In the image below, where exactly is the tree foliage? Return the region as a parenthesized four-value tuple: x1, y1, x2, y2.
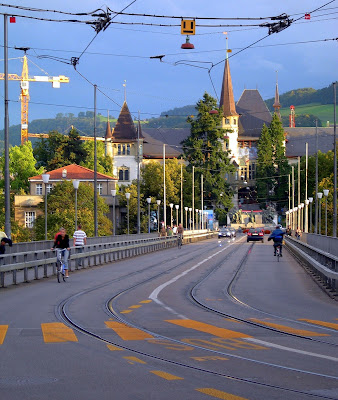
(182, 92, 235, 220)
(34, 181, 112, 240)
(80, 140, 113, 176)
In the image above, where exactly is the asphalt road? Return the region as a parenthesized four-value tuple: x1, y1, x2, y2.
(1, 235, 337, 400)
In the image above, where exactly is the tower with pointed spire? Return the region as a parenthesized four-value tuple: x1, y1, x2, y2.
(273, 71, 281, 119)
(219, 43, 239, 163)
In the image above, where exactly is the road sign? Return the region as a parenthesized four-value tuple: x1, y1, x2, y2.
(181, 20, 195, 35)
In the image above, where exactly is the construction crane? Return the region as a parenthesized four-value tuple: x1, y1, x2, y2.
(0, 47, 69, 144)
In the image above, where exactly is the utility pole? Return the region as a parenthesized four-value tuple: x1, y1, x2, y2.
(180, 160, 183, 225)
(333, 82, 337, 237)
(192, 166, 195, 230)
(305, 142, 309, 232)
(201, 174, 204, 229)
(137, 112, 141, 234)
(163, 144, 166, 229)
(292, 165, 295, 230)
(315, 120, 319, 234)
(93, 84, 98, 236)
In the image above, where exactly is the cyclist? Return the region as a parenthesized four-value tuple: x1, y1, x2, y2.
(51, 227, 70, 277)
(177, 223, 184, 246)
(268, 225, 286, 257)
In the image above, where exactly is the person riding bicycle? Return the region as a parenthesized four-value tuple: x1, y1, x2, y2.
(51, 227, 70, 277)
(268, 225, 286, 257)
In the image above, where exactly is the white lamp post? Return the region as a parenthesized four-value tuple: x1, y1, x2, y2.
(73, 180, 80, 231)
(323, 189, 329, 235)
(156, 199, 161, 233)
(111, 189, 116, 235)
(300, 203, 304, 232)
(308, 197, 313, 233)
(317, 192, 323, 234)
(184, 206, 188, 229)
(125, 192, 131, 235)
(175, 204, 179, 226)
(195, 209, 199, 230)
(189, 208, 192, 230)
(42, 173, 50, 240)
(199, 210, 203, 230)
(147, 197, 152, 233)
(169, 203, 173, 227)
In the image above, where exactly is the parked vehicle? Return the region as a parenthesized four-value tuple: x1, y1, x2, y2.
(247, 228, 264, 242)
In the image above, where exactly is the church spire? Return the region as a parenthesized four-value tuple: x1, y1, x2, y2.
(219, 35, 238, 117)
(273, 71, 281, 119)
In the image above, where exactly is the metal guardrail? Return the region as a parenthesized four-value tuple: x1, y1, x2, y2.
(0, 231, 216, 288)
(285, 236, 338, 297)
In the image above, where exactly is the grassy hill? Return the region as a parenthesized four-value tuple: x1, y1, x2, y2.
(280, 103, 334, 126)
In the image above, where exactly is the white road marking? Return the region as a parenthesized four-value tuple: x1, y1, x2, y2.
(245, 338, 338, 362)
(149, 239, 240, 318)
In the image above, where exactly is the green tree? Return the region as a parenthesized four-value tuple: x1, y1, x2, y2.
(0, 141, 44, 194)
(34, 181, 112, 239)
(182, 92, 234, 222)
(81, 140, 113, 176)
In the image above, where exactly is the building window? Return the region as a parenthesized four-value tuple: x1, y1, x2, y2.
(225, 118, 230, 124)
(46, 184, 53, 194)
(118, 168, 130, 181)
(25, 211, 36, 228)
(36, 184, 42, 195)
(127, 144, 130, 155)
(249, 163, 256, 180)
(118, 144, 122, 155)
(97, 183, 103, 195)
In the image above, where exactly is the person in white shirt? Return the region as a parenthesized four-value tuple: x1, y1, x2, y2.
(73, 224, 87, 267)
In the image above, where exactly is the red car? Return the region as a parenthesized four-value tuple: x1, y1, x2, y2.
(247, 228, 264, 243)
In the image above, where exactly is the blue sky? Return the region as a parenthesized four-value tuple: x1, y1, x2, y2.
(0, 0, 337, 129)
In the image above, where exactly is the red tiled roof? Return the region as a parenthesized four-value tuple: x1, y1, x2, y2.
(29, 164, 117, 181)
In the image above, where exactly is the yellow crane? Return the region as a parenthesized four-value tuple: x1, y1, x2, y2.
(0, 48, 69, 144)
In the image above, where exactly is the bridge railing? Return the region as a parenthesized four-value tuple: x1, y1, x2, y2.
(0, 230, 216, 288)
(285, 235, 338, 297)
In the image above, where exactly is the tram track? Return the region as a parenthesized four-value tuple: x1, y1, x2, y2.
(55, 238, 338, 400)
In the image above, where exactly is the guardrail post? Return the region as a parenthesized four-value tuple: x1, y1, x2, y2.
(0, 271, 4, 288)
(34, 252, 39, 280)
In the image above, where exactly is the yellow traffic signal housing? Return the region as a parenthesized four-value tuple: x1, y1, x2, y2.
(181, 20, 195, 35)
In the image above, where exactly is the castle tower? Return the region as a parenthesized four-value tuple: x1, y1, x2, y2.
(219, 42, 239, 162)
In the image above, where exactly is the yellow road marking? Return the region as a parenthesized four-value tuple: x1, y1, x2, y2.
(129, 305, 142, 309)
(123, 356, 146, 364)
(41, 323, 78, 343)
(0, 325, 8, 344)
(298, 319, 338, 330)
(166, 319, 251, 339)
(105, 321, 153, 340)
(107, 344, 123, 351)
(191, 356, 228, 362)
(150, 370, 183, 380)
(224, 318, 242, 324)
(196, 388, 248, 399)
(139, 300, 152, 304)
(249, 318, 329, 336)
(120, 310, 133, 314)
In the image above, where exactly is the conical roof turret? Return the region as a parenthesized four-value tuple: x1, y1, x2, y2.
(112, 101, 144, 142)
(220, 59, 238, 117)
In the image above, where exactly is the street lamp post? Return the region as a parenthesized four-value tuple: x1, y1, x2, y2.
(189, 208, 192, 230)
(317, 192, 323, 234)
(147, 197, 151, 233)
(111, 189, 116, 236)
(184, 206, 188, 229)
(308, 197, 313, 233)
(73, 180, 80, 231)
(175, 204, 179, 226)
(199, 210, 202, 230)
(300, 203, 304, 231)
(156, 200, 161, 233)
(169, 203, 173, 227)
(298, 204, 302, 231)
(195, 209, 199, 230)
(304, 199, 309, 233)
(323, 189, 329, 236)
(125, 192, 131, 235)
(42, 173, 50, 240)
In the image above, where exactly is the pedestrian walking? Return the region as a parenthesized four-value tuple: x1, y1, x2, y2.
(73, 224, 87, 267)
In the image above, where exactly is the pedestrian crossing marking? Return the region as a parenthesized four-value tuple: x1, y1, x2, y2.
(298, 319, 338, 330)
(196, 388, 248, 399)
(123, 356, 146, 364)
(129, 305, 142, 309)
(107, 344, 123, 351)
(0, 325, 8, 345)
(249, 318, 329, 336)
(105, 321, 153, 340)
(166, 319, 251, 338)
(140, 300, 152, 303)
(150, 370, 184, 380)
(120, 310, 133, 314)
(41, 323, 78, 343)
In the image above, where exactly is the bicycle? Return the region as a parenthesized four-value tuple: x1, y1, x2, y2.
(56, 249, 67, 283)
(177, 234, 183, 249)
(275, 244, 282, 262)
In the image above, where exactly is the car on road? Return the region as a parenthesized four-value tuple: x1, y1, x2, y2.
(218, 228, 232, 238)
(247, 228, 264, 242)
